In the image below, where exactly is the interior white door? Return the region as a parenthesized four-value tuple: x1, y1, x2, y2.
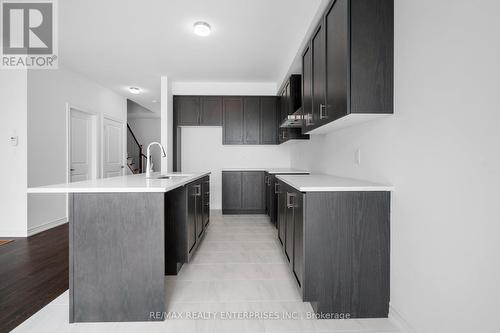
(103, 117, 124, 178)
(70, 109, 94, 182)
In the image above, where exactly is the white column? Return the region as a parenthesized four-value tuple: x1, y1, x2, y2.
(160, 75, 173, 173)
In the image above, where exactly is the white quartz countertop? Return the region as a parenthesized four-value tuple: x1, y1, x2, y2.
(27, 172, 211, 193)
(276, 174, 394, 192)
(222, 168, 309, 174)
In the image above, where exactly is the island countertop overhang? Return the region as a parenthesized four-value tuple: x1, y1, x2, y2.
(27, 172, 211, 194)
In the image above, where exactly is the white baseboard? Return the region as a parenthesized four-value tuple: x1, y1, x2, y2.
(389, 304, 418, 333)
(0, 230, 27, 237)
(28, 217, 68, 236)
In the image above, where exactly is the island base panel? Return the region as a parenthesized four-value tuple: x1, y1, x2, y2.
(70, 192, 165, 322)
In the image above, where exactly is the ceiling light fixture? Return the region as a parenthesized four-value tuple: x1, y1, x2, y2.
(128, 87, 141, 94)
(152, 99, 158, 103)
(193, 21, 211, 36)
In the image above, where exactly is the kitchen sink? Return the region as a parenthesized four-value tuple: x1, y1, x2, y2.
(146, 174, 191, 180)
(154, 176, 172, 179)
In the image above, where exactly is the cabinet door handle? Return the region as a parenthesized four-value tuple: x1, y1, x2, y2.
(274, 183, 280, 194)
(319, 104, 328, 120)
(286, 192, 296, 208)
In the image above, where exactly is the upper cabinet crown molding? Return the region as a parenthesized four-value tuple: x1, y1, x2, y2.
(301, 0, 394, 135)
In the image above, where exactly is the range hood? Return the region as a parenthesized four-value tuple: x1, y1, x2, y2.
(280, 107, 305, 128)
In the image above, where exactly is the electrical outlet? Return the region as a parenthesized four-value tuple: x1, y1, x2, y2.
(355, 149, 361, 165)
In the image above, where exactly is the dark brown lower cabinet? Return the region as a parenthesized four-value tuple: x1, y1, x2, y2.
(195, 183, 204, 239)
(292, 191, 304, 287)
(265, 172, 271, 215)
(222, 171, 265, 214)
(285, 191, 294, 263)
(267, 173, 308, 227)
(276, 180, 390, 318)
(202, 178, 210, 227)
(277, 182, 287, 245)
(165, 176, 210, 275)
(187, 184, 197, 252)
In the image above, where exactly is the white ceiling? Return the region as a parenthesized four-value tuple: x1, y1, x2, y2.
(59, 0, 323, 113)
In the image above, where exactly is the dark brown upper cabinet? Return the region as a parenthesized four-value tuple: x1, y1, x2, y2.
(302, 45, 313, 128)
(200, 96, 223, 125)
(174, 96, 222, 126)
(325, 0, 349, 123)
(302, 0, 394, 134)
(223, 97, 244, 144)
(260, 97, 279, 144)
(311, 22, 326, 128)
(278, 75, 310, 144)
(174, 95, 279, 146)
(243, 97, 261, 144)
(223, 96, 279, 145)
(278, 75, 302, 124)
(175, 96, 200, 126)
(283, 81, 290, 123)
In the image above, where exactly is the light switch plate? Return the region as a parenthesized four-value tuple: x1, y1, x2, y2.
(9, 136, 18, 146)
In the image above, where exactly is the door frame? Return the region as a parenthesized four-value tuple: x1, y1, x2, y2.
(101, 114, 126, 177)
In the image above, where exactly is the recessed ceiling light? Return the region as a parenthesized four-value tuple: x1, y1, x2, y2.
(193, 21, 211, 36)
(152, 99, 158, 103)
(128, 87, 141, 94)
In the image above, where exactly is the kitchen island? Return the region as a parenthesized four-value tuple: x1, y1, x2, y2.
(28, 172, 210, 323)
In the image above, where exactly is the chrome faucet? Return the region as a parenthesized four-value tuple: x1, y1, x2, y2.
(145, 142, 166, 178)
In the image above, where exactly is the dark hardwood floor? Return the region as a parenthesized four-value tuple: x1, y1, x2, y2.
(0, 223, 68, 332)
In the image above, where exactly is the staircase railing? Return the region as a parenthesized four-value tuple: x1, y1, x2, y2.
(127, 123, 147, 174)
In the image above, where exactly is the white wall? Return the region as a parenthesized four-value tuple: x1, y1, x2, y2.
(127, 99, 158, 118)
(289, 1, 500, 332)
(127, 118, 161, 171)
(182, 127, 291, 209)
(0, 71, 28, 237)
(27, 67, 127, 235)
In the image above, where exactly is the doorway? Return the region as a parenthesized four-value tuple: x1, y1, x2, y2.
(102, 116, 125, 178)
(68, 107, 97, 182)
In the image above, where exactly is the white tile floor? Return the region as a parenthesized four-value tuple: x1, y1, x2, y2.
(13, 212, 400, 333)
